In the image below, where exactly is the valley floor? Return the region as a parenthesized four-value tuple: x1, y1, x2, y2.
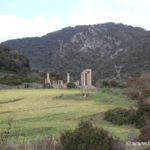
(0, 88, 139, 143)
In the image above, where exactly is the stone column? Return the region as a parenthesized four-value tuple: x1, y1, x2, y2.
(46, 72, 51, 84)
(67, 72, 70, 83)
(88, 69, 92, 86)
(81, 71, 85, 87)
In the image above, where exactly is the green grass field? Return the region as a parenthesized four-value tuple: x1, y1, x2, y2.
(0, 88, 139, 143)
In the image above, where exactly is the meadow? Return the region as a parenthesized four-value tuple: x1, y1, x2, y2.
(0, 88, 139, 143)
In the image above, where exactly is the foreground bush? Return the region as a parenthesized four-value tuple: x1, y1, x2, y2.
(60, 120, 123, 150)
(139, 125, 150, 142)
(0, 135, 60, 150)
(104, 108, 136, 125)
(135, 100, 150, 128)
(127, 75, 150, 128)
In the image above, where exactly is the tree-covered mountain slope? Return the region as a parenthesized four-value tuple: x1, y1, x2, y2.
(2, 23, 150, 82)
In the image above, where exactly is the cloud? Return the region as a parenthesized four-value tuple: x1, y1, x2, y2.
(0, 15, 66, 42)
(0, 0, 150, 42)
(68, 0, 150, 29)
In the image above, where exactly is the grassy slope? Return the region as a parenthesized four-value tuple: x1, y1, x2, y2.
(0, 88, 139, 143)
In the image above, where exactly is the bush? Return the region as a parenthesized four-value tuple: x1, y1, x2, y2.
(127, 76, 150, 101)
(31, 136, 56, 150)
(127, 75, 150, 128)
(109, 80, 120, 87)
(143, 89, 150, 98)
(128, 90, 140, 100)
(139, 125, 150, 142)
(104, 108, 136, 125)
(135, 101, 150, 128)
(99, 79, 125, 88)
(101, 80, 110, 87)
(67, 82, 77, 88)
(60, 120, 123, 150)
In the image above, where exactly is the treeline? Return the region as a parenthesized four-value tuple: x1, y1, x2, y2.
(0, 45, 43, 85)
(0, 45, 29, 73)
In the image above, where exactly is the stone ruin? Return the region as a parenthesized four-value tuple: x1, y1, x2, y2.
(81, 69, 92, 88)
(67, 72, 70, 83)
(44, 72, 66, 88)
(44, 69, 94, 89)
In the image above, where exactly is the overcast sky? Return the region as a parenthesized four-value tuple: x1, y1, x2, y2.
(0, 0, 150, 42)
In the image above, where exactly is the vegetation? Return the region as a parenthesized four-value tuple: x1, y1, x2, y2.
(67, 82, 77, 88)
(60, 120, 123, 150)
(3, 23, 150, 81)
(127, 74, 150, 100)
(98, 79, 126, 88)
(139, 125, 150, 142)
(104, 108, 136, 125)
(104, 74, 150, 129)
(0, 45, 29, 73)
(128, 74, 150, 128)
(0, 45, 43, 85)
(0, 72, 43, 85)
(135, 101, 150, 128)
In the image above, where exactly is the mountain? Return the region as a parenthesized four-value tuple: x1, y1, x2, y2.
(2, 22, 150, 83)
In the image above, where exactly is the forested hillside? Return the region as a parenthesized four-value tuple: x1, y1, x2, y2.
(0, 45, 42, 85)
(0, 45, 29, 73)
(2, 23, 150, 82)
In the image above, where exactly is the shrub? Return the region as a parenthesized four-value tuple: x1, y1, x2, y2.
(0, 120, 13, 150)
(60, 120, 123, 150)
(128, 90, 140, 100)
(139, 125, 150, 142)
(109, 80, 120, 87)
(143, 89, 150, 98)
(127, 75, 150, 127)
(67, 82, 77, 88)
(127, 76, 150, 101)
(99, 79, 125, 88)
(119, 82, 127, 88)
(135, 101, 150, 128)
(101, 80, 110, 87)
(104, 108, 136, 125)
(31, 136, 56, 150)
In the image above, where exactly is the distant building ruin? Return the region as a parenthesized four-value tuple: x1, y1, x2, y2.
(44, 72, 51, 87)
(52, 80, 65, 88)
(44, 69, 94, 89)
(74, 80, 80, 87)
(81, 69, 92, 88)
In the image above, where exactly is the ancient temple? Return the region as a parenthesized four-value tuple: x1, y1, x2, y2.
(81, 69, 92, 88)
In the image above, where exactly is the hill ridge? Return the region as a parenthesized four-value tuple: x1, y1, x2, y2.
(2, 22, 150, 82)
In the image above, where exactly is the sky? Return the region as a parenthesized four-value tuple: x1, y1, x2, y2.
(0, 0, 150, 42)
